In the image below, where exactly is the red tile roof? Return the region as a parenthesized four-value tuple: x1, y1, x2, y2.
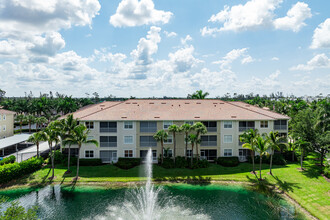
(69, 99, 289, 121)
(0, 109, 16, 115)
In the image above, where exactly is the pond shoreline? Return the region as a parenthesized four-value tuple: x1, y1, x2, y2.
(0, 180, 317, 220)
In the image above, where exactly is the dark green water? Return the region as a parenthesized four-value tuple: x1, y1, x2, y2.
(0, 184, 299, 220)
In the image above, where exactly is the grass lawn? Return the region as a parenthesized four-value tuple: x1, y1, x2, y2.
(2, 156, 329, 220)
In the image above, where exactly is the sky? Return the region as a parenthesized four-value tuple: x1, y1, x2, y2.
(0, 0, 329, 98)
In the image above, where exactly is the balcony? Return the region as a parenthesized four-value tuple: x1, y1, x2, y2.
(239, 127, 255, 132)
(100, 127, 117, 133)
(206, 127, 217, 132)
(100, 122, 117, 133)
(200, 141, 217, 146)
(140, 141, 157, 147)
(239, 121, 255, 132)
(274, 125, 287, 130)
(140, 122, 157, 133)
(100, 142, 117, 147)
(202, 121, 217, 132)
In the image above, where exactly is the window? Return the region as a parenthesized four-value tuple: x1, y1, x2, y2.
(200, 149, 217, 161)
(140, 136, 157, 147)
(202, 121, 217, 132)
(2, 114, 5, 120)
(100, 122, 117, 132)
(164, 135, 173, 144)
(224, 149, 232, 157)
(224, 121, 232, 128)
(85, 150, 94, 158)
(186, 150, 192, 158)
(140, 150, 157, 161)
(200, 135, 217, 146)
(85, 121, 94, 129)
(124, 136, 133, 144)
(125, 150, 133, 158)
(100, 136, 117, 147)
(260, 121, 268, 128)
(184, 121, 194, 125)
(239, 121, 255, 132)
(140, 121, 157, 133)
(163, 149, 173, 158)
(87, 136, 94, 140)
(163, 121, 173, 129)
(239, 149, 249, 161)
(100, 150, 117, 163)
(274, 120, 287, 130)
(124, 121, 133, 129)
(224, 135, 233, 143)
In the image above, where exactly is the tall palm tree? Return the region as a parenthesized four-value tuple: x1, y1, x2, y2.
(188, 134, 198, 168)
(190, 90, 209, 99)
(192, 122, 207, 160)
(296, 139, 309, 170)
(60, 114, 78, 173)
(15, 114, 26, 134)
(35, 116, 48, 131)
(27, 131, 46, 158)
(153, 130, 168, 164)
(63, 124, 98, 180)
(240, 129, 259, 174)
(41, 122, 61, 179)
(265, 131, 287, 175)
(168, 124, 180, 163)
(26, 114, 36, 133)
(254, 136, 270, 180)
(180, 123, 192, 160)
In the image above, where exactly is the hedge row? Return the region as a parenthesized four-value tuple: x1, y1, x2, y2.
(160, 157, 209, 169)
(247, 154, 286, 165)
(115, 158, 142, 169)
(0, 156, 16, 166)
(0, 157, 44, 184)
(216, 157, 240, 167)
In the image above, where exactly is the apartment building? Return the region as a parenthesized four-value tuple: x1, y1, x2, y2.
(0, 109, 15, 139)
(64, 99, 289, 163)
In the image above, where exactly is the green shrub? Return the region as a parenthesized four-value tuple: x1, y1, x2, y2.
(160, 158, 175, 169)
(115, 158, 142, 169)
(0, 156, 16, 166)
(175, 156, 189, 168)
(216, 157, 239, 167)
(0, 157, 44, 184)
(324, 164, 330, 178)
(190, 158, 210, 169)
(247, 154, 286, 165)
(54, 150, 65, 165)
(283, 151, 298, 162)
(79, 159, 103, 166)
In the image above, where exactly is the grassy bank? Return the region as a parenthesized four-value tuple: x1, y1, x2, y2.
(1, 157, 329, 219)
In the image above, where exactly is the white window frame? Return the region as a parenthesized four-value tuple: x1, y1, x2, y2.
(3, 125, 6, 131)
(260, 121, 268, 128)
(224, 149, 233, 157)
(124, 135, 134, 144)
(124, 149, 134, 158)
(124, 121, 133, 130)
(185, 149, 192, 158)
(223, 135, 233, 143)
(85, 150, 94, 158)
(2, 114, 5, 121)
(223, 121, 232, 129)
(164, 134, 173, 144)
(163, 121, 173, 130)
(85, 121, 94, 130)
(163, 149, 173, 157)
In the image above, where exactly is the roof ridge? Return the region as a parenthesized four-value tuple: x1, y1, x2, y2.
(79, 101, 124, 120)
(224, 101, 278, 120)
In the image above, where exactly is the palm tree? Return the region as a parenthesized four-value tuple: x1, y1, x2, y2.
(287, 141, 298, 162)
(189, 90, 209, 99)
(180, 123, 192, 160)
(35, 116, 48, 131)
(27, 131, 45, 158)
(240, 129, 259, 174)
(153, 130, 168, 164)
(296, 139, 309, 170)
(26, 114, 36, 133)
(41, 122, 61, 179)
(60, 114, 78, 173)
(254, 136, 270, 180)
(168, 124, 180, 164)
(63, 124, 98, 180)
(188, 134, 199, 168)
(265, 131, 287, 175)
(15, 114, 26, 134)
(192, 122, 207, 160)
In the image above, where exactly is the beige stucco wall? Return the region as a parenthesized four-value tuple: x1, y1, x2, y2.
(0, 113, 14, 139)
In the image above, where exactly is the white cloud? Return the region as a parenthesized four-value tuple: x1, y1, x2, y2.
(29, 32, 65, 56)
(310, 18, 330, 49)
(109, 0, 173, 27)
(271, 57, 279, 61)
(290, 54, 330, 71)
(180, 35, 192, 45)
(213, 48, 255, 69)
(168, 45, 202, 73)
(273, 2, 312, 32)
(164, 31, 177, 38)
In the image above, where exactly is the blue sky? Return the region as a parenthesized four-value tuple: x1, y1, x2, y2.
(0, 0, 329, 98)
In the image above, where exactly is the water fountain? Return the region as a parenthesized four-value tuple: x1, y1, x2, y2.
(95, 149, 210, 220)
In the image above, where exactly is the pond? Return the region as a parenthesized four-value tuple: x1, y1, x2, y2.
(0, 184, 300, 220)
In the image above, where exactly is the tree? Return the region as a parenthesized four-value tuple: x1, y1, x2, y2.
(265, 131, 286, 175)
(60, 114, 78, 173)
(15, 114, 26, 134)
(188, 90, 209, 99)
(27, 131, 45, 158)
(180, 123, 192, 160)
(168, 124, 180, 163)
(0, 196, 37, 220)
(296, 139, 310, 170)
(63, 124, 98, 180)
(188, 134, 198, 168)
(240, 129, 259, 174)
(153, 130, 168, 164)
(254, 136, 270, 180)
(35, 116, 48, 131)
(25, 114, 36, 133)
(192, 122, 207, 160)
